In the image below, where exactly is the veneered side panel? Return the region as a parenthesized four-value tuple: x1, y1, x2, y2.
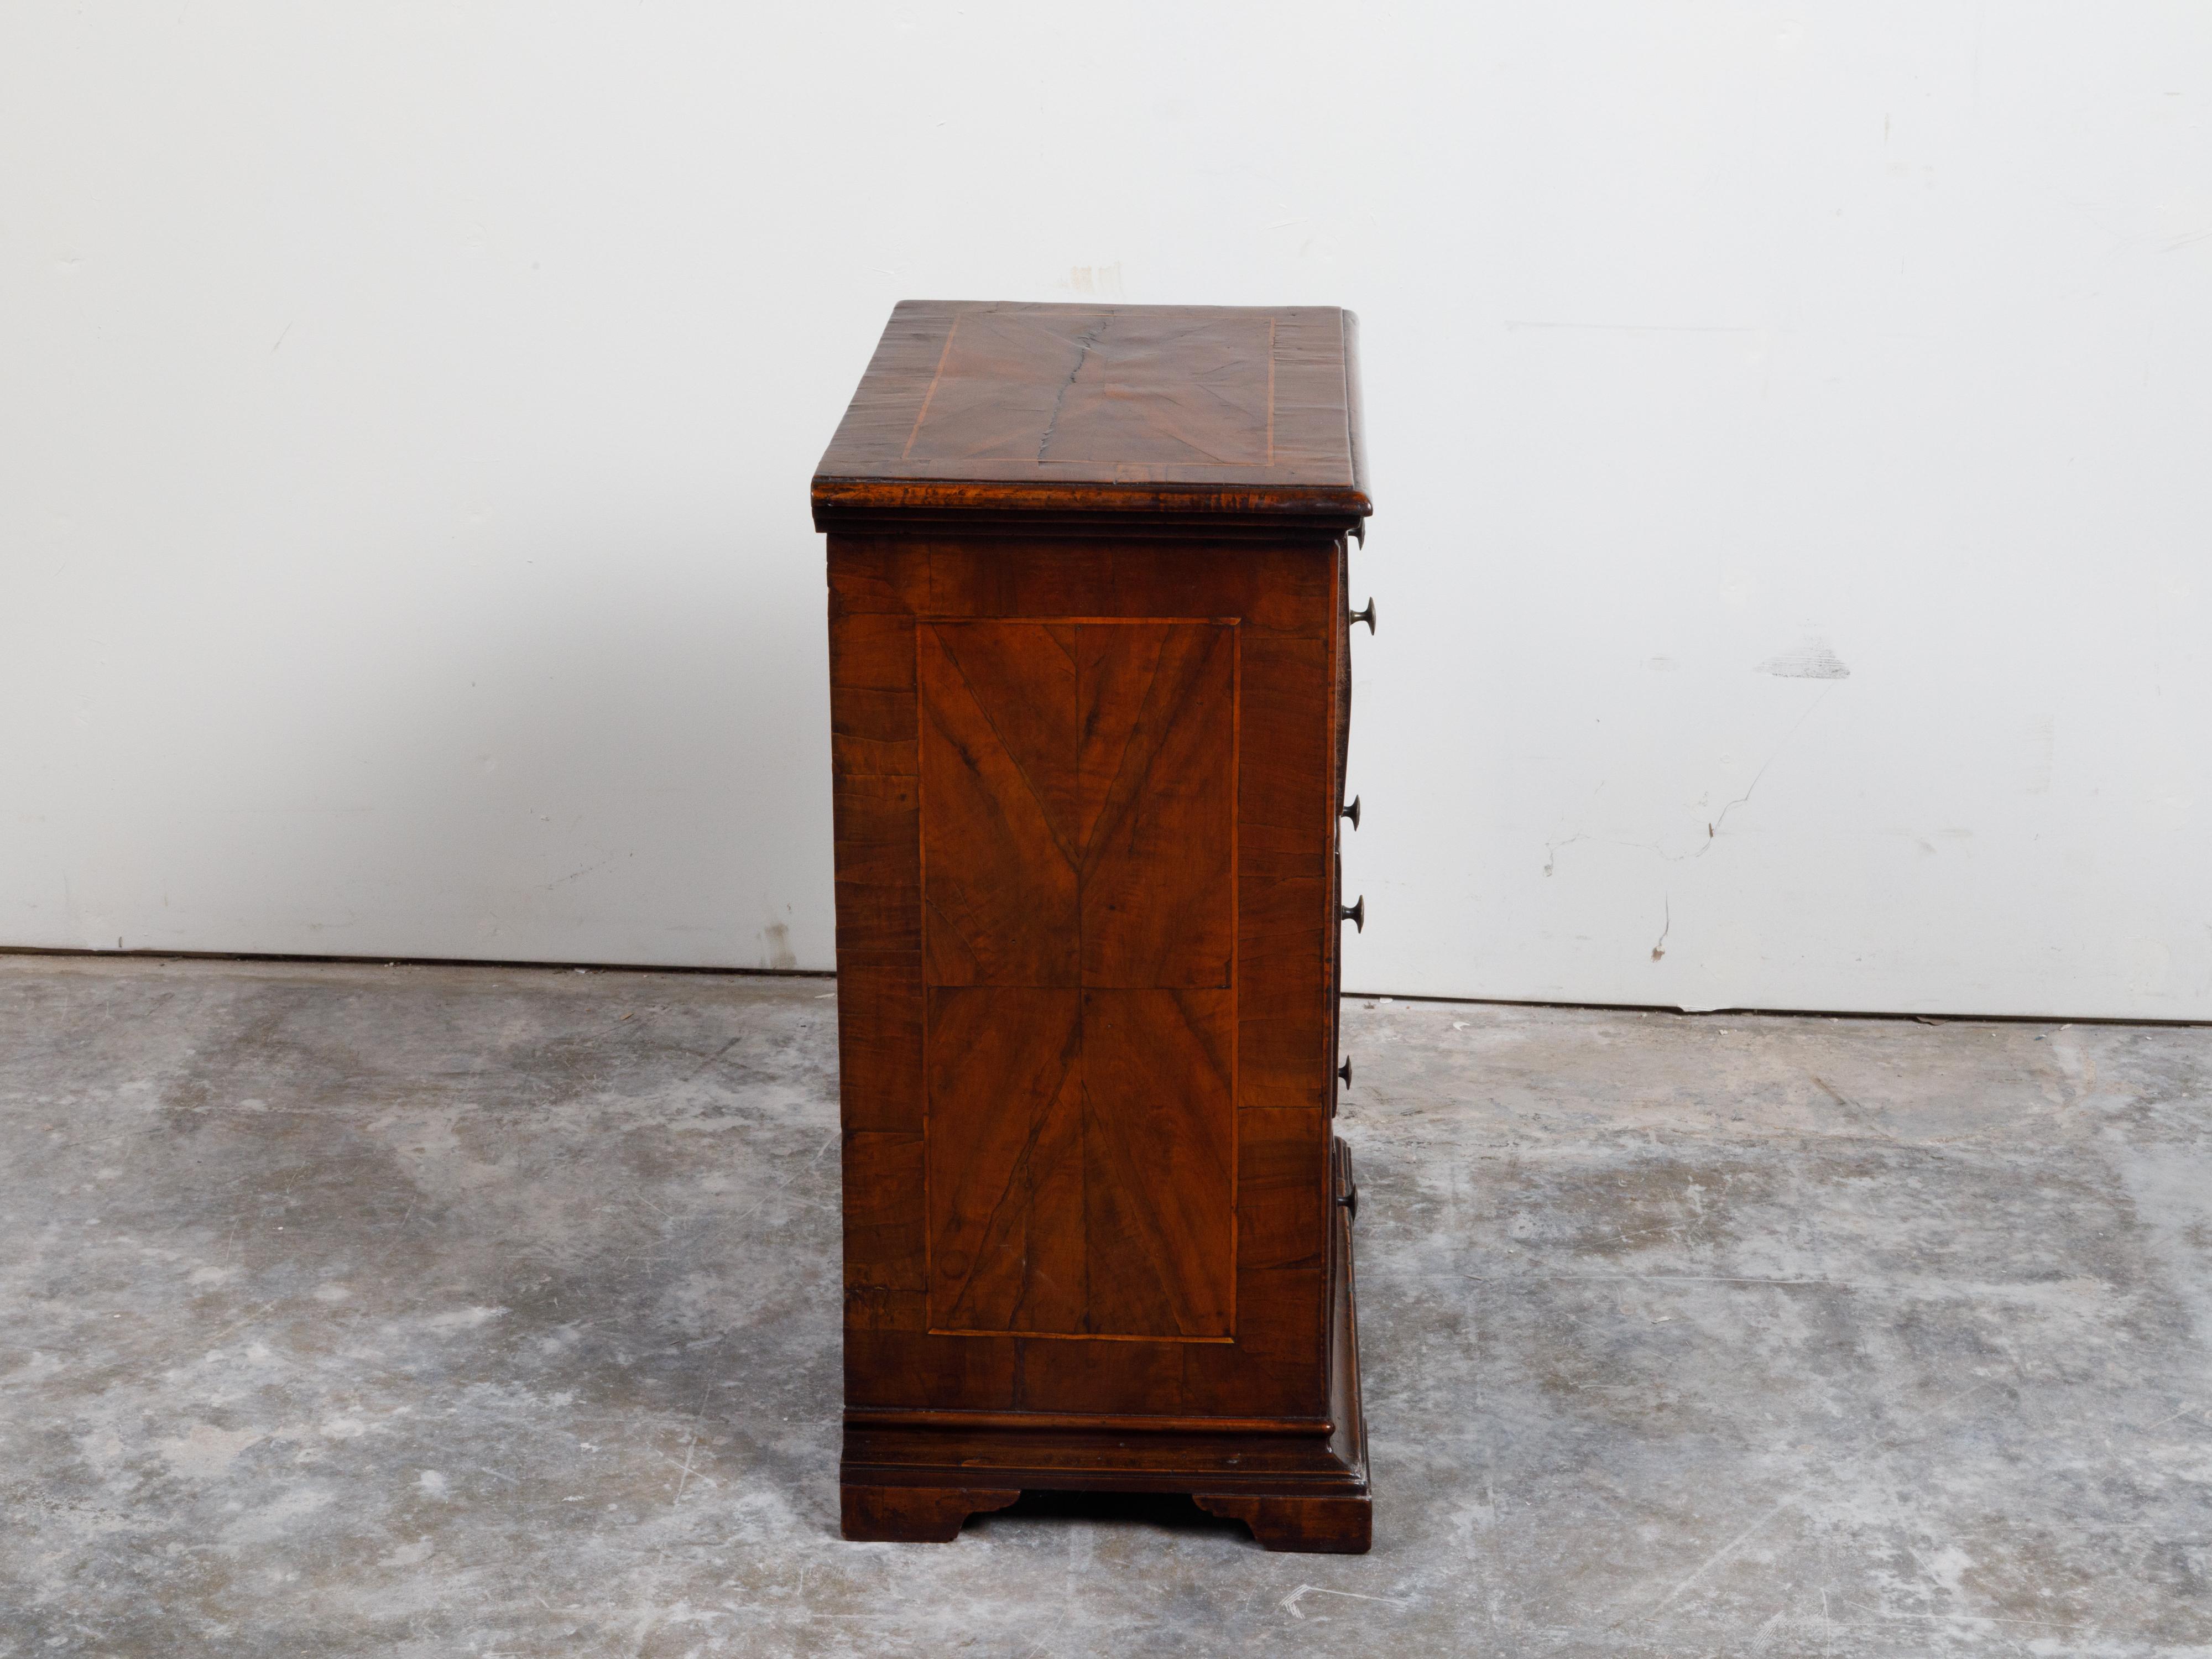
(1078, 988, 1237, 1338)
(917, 623, 1081, 987)
(1077, 624, 1237, 990)
(833, 533, 1337, 1421)
(924, 987, 1085, 1335)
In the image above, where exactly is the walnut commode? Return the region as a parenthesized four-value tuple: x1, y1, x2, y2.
(814, 301, 1376, 1553)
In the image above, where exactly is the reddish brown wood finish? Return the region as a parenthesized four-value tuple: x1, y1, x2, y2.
(815, 300, 1370, 523)
(840, 1484, 1021, 1545)
(1193, 1492, 1374, 1554)
(820, 301, 1372, 1552)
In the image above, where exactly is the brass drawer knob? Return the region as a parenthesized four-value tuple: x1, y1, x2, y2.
(1340, 895, 1365, 932)
(1348, 598, 1376, 634)
(1341, 795, 1361, 831)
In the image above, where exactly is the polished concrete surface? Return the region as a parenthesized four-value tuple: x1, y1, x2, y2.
(2, 955, 2208, 1656)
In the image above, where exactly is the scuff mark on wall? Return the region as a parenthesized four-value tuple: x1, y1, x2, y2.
(546, 853, 619, 890)
(1756, 636, 1851, 679)
(760, 920, 797, 973)
(1065, 263, 1125, 298)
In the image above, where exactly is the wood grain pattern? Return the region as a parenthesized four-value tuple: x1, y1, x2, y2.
(813, 302, 1372, 524)
(918, 618, 1235, 992)
(1192, 1492, 1373, 1554)
(825, 299, 1372, 1551)
(923, 987, 1084, 1334)
(910, 309, 1276, 467)
(835, 544, 1335, 1408)
(917, 619, 1238, 1342)
(1077, 623, 1236, 988)
(1075, 988, 1236, 1338)
(920, 986, 1237, 1342)
(917, 622, 1079, 986)
(840, 1484, 1020, 1545)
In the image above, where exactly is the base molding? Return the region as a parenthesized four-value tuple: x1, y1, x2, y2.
(1193, 1491, 1373, 1554)
(838, 1456, 1369, 1550)
(839, 1483, 1021, 1543)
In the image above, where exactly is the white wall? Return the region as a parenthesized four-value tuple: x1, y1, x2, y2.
(4, 3, 2208, 1018)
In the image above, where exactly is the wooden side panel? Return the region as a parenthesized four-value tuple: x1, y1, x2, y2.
(832, 533, 1339, 1420)
(1079, 988, 1237, 1338)
(917, 617, 1239, 1343)
(830, 602, 926, 1159)
(829, 610, 921, 969)
(835, 968, 923, 1134)
(843, 1133, 926, 1295)
(916, 623, 1080, 986)
(1237, 1107, 1329, 1272)
(1236, 626, 1333, 1124)
(1078, 624, 1237, 989)
(924, 987, 1084, 1335)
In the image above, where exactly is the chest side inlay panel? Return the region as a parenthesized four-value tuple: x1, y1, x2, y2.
(917, 618, 1238, 1340)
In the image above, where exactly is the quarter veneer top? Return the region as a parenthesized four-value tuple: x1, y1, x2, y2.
(812, 300, 1369, 526)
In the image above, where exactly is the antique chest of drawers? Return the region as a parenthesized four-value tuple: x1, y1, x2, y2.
(812, 300, 1375, 1553)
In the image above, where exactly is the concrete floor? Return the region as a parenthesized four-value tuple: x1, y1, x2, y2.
(2, 958, 2209, 1657)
